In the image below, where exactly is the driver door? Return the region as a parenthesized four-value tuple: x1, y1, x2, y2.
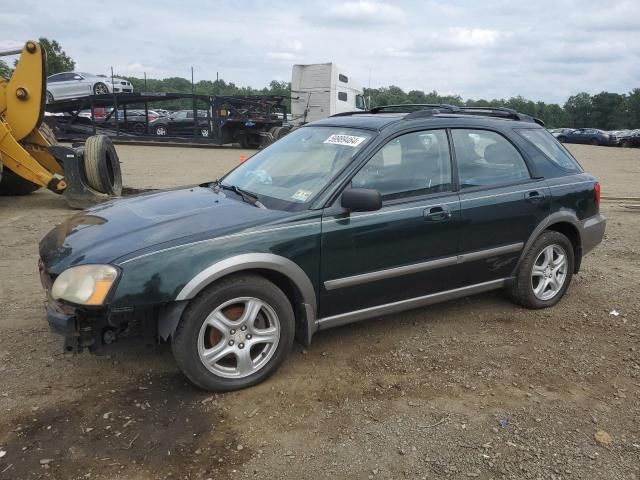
(319, 129, 461, 319)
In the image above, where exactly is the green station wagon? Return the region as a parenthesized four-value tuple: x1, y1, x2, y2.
(39, 105, 606, 391)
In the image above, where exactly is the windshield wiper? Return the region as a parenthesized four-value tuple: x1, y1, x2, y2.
(211, 180, 266, 209)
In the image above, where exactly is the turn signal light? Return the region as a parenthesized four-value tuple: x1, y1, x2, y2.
(594, 182, 601, 206)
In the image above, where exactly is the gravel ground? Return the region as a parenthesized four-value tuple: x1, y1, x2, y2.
(0, 144, 638, 480)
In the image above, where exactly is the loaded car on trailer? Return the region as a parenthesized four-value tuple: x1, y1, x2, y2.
(39, 104, 605, 391)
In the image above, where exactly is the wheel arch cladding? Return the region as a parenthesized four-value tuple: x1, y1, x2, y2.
(171, 253, 318, 345)
(514, 212, 583, 276)
(544, 221, 581, 272)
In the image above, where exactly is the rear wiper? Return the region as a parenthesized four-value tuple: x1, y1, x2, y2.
(211, 180, 266, 209)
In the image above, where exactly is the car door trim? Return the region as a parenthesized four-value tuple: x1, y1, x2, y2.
(323, 242, 523, 291)
(324, 255, 458, 291)
(317, 278, 511, 330)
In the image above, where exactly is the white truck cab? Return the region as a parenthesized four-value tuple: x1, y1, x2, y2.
(290, 63, 366, 125)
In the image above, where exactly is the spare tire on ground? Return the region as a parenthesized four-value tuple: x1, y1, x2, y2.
(83, 135, 122, 196)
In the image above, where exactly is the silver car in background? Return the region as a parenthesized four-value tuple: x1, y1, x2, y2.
(46, 72, 133, 103)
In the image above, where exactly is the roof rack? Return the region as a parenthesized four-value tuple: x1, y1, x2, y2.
(330, 103, 544, 126)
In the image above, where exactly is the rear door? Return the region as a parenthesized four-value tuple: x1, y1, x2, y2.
(319, 129, 461, 318)
(452, 128, 550, 285)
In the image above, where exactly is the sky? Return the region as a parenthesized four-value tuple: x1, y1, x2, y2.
(1, 0, 639, 104)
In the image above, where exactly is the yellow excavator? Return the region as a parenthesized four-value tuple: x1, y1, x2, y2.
(0, 40, 122, 208)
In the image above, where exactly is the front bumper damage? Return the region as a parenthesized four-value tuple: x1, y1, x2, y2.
(45, 298, 115, 353)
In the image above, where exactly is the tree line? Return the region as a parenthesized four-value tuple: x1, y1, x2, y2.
(2, 37, 638, 130)
(363, 87, 640, 130)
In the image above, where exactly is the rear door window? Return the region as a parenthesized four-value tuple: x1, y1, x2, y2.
(452, 129, 530, 189)
(517, 128, 582, 173)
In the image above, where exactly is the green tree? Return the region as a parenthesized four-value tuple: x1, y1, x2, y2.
(564, 92, 593, 127)
(0, 59, 11, 79)
(39, 37, 75, 75)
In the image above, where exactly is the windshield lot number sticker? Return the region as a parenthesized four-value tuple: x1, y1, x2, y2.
(324, 134, 366, 147)
(292, 189, 313, 202)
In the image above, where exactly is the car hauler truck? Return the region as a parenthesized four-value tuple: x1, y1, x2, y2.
(290, 63, 366, 125)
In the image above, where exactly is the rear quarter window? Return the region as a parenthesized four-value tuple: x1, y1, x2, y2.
(517, 128, 582, 173)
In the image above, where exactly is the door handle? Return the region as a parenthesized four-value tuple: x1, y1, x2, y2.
(524, 190, 545, 202)
(424, 205, 452, 221)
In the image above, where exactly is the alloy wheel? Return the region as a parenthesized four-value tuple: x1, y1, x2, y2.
(94, 83, 109, 95)
(197, 297, 281, 379)
(531, 244, 567, 301)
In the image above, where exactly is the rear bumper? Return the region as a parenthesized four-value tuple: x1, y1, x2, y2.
(580, 213, 606, 255)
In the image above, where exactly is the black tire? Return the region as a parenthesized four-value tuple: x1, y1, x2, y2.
(132, 123, 145, 135)
(273, 126, 283, 141)
(39, 122, 58, 146)
(590, 138, 599, 146)
(508, 231, 574, 309)
(0, 168, 41, 195)
(557, 135, 567, 143)
(46, 91, 54, 104)
(171, 274, 295, 392)
(83, 135, 122, 195)
(93, 82, 109, 95)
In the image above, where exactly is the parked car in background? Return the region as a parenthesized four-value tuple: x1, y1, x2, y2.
(154, 109, 172, 117)
(622, 129, 640, 148)
(556, 128, 618, 146)
(46, 72, 133, 103)
(102, 109, 160, 135)
(39, 105, 605, 391)
(548, 128, 574, 138)
(149, 109, 210, 137)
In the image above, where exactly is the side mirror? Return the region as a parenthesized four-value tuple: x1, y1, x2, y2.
(341, 188, 382, 212)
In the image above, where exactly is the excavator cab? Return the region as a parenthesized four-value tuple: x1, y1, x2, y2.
(0, 40, 122, 208)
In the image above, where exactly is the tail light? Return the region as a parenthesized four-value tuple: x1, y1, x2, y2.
(594, 181, 601, 206)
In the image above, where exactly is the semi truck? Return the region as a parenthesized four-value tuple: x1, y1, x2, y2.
(290, 63, 366, 125)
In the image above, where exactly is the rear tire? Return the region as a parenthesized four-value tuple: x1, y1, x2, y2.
(508, 231, 574, 309)
(590, 138, 599, 146)
(171, 274, 294, 392)
(557, 135, 566, 143)
(83, 135, 122, 195)
(39, 122, 58, 146)
(0, 168, 41, 195)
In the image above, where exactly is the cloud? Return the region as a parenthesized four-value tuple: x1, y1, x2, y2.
(315, 1, 405, 25)
(0, 0, 637, 104)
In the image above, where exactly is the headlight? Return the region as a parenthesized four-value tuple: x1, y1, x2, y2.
(51, 265, 118, 306)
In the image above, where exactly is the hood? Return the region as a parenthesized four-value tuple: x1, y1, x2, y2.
(39, 186, 288, 274)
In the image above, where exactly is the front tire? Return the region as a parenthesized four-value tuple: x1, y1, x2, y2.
(171, 274, 294, 392)
(508, 231, 574, 309)
(46, 90, 54, 104)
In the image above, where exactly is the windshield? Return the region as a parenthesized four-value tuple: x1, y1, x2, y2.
(222, 126, 374, 210)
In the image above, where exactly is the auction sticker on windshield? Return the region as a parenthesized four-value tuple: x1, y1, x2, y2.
(324, 134, 367, 147)
(292, 189, 313, 202)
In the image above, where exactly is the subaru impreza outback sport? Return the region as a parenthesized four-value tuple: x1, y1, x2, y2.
(39, 105, 606, 392)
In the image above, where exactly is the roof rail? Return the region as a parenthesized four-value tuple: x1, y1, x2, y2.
(329, 103, 545, 126)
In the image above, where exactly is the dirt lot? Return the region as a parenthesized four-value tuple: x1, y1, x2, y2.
(0, 144, 639, 480)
